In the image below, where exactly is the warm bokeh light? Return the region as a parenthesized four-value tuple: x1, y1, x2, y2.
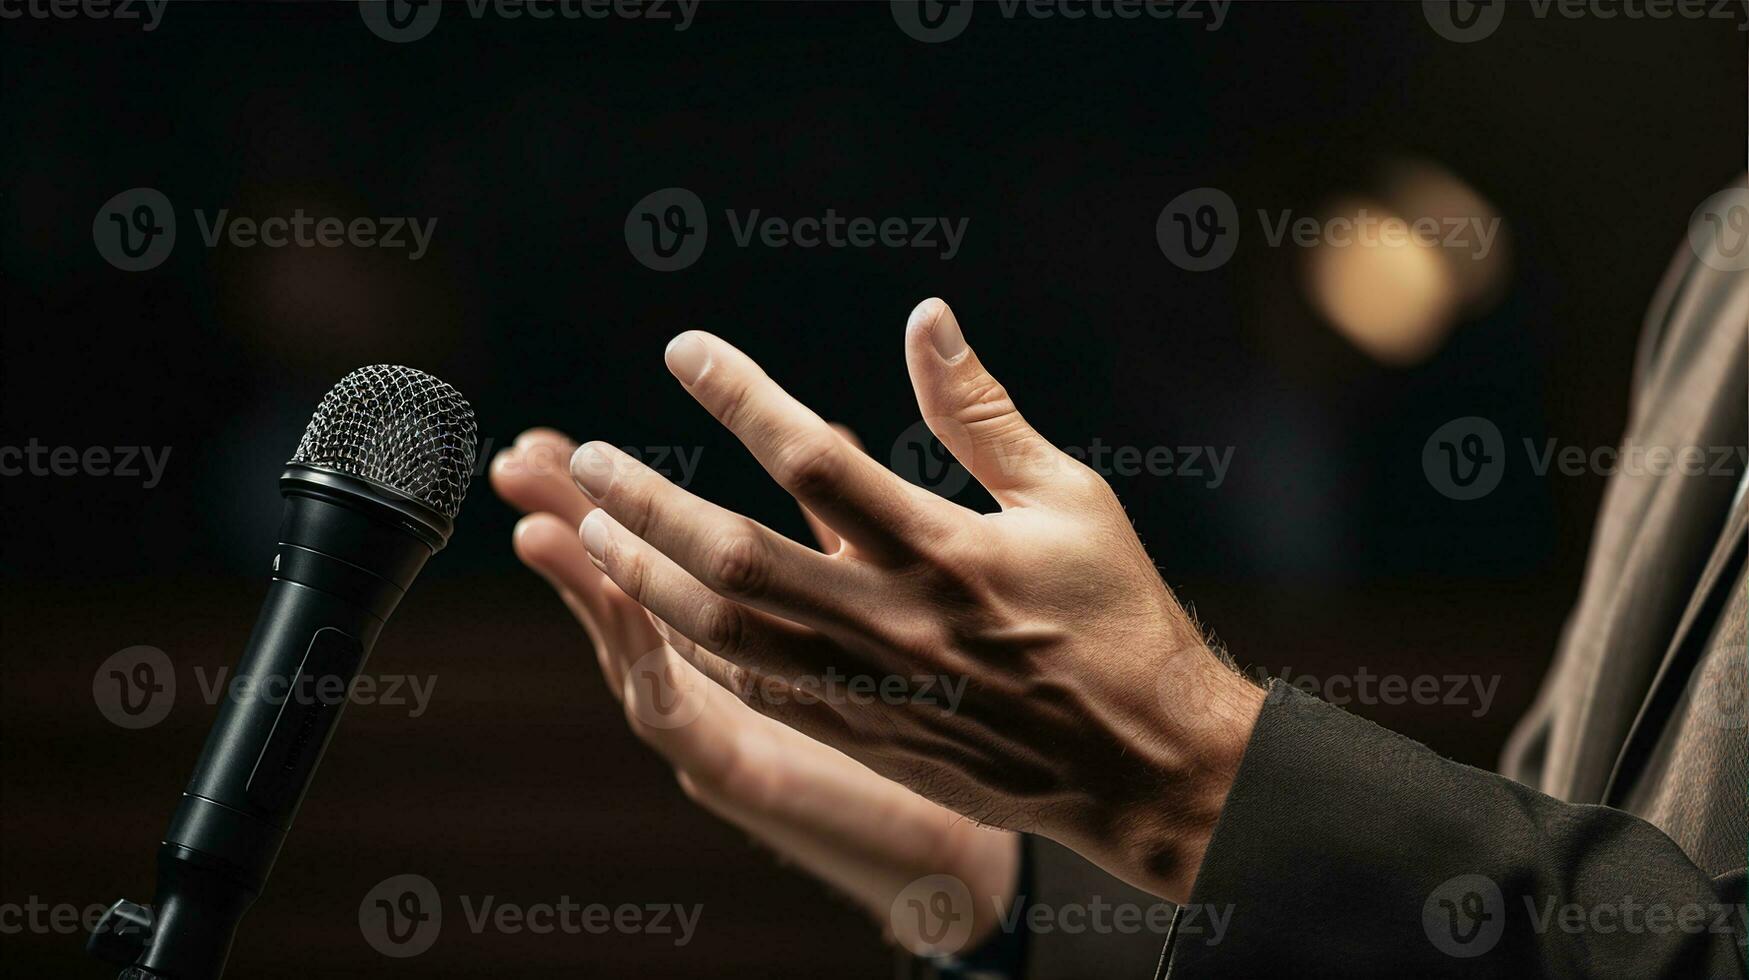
(1302, 161, 1509, 367)
(1304, 194, 1460, 366)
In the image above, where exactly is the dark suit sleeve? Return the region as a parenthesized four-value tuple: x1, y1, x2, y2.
(1158, 680, 1748, 979)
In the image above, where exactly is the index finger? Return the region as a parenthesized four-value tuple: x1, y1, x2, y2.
(663, 331, 949, 557)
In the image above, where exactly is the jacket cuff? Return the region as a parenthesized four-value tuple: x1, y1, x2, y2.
(1158, 680, 1747, 978)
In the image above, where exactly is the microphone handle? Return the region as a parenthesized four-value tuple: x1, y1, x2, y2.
(97, 474, 440, 979)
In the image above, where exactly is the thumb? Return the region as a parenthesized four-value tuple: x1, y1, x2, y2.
(903, 298, 1066, 506)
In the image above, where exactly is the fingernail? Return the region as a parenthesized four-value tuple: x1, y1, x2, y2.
(571, 443, 615, 500)
(665, 332, 710, 385)
(911, 299, 966, 360)
(581, 510, 609, 562)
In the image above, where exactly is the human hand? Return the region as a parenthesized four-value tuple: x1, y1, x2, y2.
(567, 299, 1265, 903)
(491, 428, 1020, 954)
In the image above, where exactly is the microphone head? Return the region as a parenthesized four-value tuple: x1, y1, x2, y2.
(289, 365, 478, 520)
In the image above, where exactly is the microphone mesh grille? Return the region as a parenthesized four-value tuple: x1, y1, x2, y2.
(289, 365, 478, 519)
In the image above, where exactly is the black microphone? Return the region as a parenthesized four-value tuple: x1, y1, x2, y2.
(88, 365, 478, 979)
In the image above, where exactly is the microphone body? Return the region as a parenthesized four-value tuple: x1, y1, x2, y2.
(90, 366, 476, 979)
(141, 468, 448, 978)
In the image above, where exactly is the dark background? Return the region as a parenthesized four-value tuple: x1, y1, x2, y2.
(2, 2, 1743, 976)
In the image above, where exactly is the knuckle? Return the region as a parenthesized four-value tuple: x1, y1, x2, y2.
(699, 598, 748, 659)
(771, 433, 844, 495)
(719, 660, 767, 714)
(705, 526, 769, 598)
(954, 375, 1018, 429)
(720, 660, 752, 699)
(912, 524, 979, 573)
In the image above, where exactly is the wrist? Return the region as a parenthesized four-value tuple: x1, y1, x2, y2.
(1072, 649, 1265, 904)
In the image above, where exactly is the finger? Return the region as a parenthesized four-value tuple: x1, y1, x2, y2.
(647, 612, 759, 707)
(799, 424, 867, 553)
(623, 643, 852, 796)
(902, 298, 1075, 507)
(618, 643, 750, 774)
(512, 513, 618, 693)
(491, 431, 595, 527)
(643, 613, 855, 751)
(513, 513, 668, 699)
(580, 507, 849, 686)
(571, 441, 874, 632)
(662, 331, 949, 556)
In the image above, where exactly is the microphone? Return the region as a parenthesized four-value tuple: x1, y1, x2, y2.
(88, 365, 478, 979)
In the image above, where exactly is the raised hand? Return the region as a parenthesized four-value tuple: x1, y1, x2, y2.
(567, 299, 1264, 904)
